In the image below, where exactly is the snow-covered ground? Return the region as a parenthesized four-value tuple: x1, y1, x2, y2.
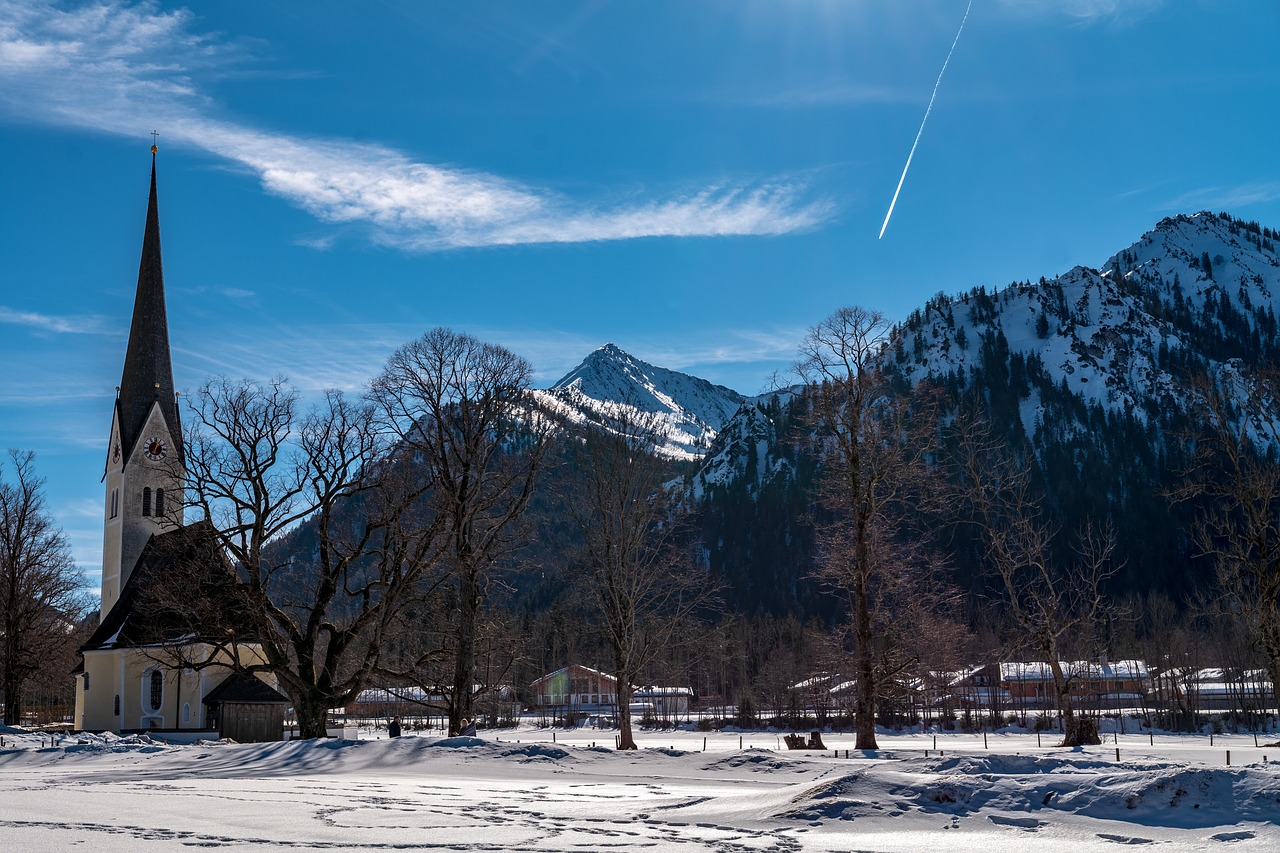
(2, 724, 1277, 851)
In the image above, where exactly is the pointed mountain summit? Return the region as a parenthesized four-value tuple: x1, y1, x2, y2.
(534, 343, 747, 458)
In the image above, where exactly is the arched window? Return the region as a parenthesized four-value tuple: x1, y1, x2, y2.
(182, 703, 191, 724)
(149, 670, 163, 712)
(83, 672, 90, 691)
(142, 487, 152, 517)
(113, 694, 120, 716)
(155, 488, 165, 517)
(109, 489, 119, 519)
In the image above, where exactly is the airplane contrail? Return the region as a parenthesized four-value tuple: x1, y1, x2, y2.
(878, 0, 974, 239)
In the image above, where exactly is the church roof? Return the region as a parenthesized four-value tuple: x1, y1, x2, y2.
(116, 151, 182, 467)
(82, 520, 253, 651)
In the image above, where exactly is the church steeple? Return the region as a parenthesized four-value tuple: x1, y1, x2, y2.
(116, 147, 181, 465)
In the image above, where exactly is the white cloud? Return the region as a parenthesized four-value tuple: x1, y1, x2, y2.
(996, 0, 1163, 24)
(0, 305, 115, 334)
(0, 0, 832, 250)
(1162, 182, 1280, 212)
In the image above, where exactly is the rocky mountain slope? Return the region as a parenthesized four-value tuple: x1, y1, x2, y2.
(532, 343, 747, 458)
(685, 212, 1280, 612)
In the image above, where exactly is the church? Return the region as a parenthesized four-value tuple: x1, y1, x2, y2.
(72, 146, 288, 742)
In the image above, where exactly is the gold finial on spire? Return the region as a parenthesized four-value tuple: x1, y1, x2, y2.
(150, 129, 159, 154)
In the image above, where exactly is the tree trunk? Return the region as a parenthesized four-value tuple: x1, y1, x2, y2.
(2, 627, 21, 726)
(616, 676, 637, 750)
(449, 565, 480, 736)
(1049, 659, 1099, 747)
(2, 582, 19, 726)
(294, 694, 330, 739)
(2, 676, 21, 727)
(853, 565, 878, 750)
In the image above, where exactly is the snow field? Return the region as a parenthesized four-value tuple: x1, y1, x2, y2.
(1, 725, 1277, 851)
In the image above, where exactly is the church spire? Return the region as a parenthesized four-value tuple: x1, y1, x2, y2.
(116, 146, 181, 465)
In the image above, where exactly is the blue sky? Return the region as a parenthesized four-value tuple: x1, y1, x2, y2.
(1, 0, 1277, 594)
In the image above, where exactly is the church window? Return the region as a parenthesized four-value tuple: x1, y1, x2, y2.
(142, 487, 151, 516)
(83, 672, 90, 691)
(149, 670, 163, 711)
(109, 489, 119, 519)
(155, 488, 165, 516)
(113, 695, 120, 716)
(182, 703, 191, 724)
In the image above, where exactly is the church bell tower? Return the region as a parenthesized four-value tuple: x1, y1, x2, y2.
(99, 144, 184, 617)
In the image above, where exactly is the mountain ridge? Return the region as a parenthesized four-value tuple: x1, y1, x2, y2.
(531, 342, 748, 458)
(681, 210, 1280, 612)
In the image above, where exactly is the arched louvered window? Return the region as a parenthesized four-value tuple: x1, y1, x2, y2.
(110, 488, 119, 519)
(155, 488, 165, 517)
(113, 694, 120, 716)
(149, 670, 163, 712)
(142, 487, 152, 516)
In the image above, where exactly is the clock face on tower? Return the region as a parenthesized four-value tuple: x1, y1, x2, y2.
(144, 436, 168, 461)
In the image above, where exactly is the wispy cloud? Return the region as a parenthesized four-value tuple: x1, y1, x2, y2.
(0, 0, 832, 250)
(168, 319, 804, 397)
(1162, 182, 1280, 212)
(628, 328, 804, 371)
(0, 305, 115, 335)
(996, 0, 1163, 24)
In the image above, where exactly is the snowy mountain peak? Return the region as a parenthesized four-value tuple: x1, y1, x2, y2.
(881, 210, 1280, 453)
(535, 344, 747, 459)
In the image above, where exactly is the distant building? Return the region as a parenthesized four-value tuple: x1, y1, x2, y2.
(530, 665, 690, 721)
(345, 685, 519, 723)
(1183, 668, 1274, 713)
(531, 665, 619, 713)
(999, 659, 1151, 711)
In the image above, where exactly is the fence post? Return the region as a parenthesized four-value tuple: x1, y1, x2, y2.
(1226, 750, 1231, 766)
(984, 732, 988, 749)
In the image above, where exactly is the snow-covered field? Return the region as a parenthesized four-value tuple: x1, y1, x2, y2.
(1, 724, 1278, 851)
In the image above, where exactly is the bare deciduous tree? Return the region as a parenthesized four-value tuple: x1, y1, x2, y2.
(170, 378, 438, 738)
(372, 328, 548, 735)
(0, 450, 88, 726)
(568, 407, 712, 749)
(796, 306, 941, 750)
(1175, 366, 1280, 712)
(953, 416, 1115, 747)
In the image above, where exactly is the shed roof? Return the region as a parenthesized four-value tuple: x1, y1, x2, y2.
(203, 673, 289, 705)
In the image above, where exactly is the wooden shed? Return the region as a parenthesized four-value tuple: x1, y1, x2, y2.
(203, 674, 289, 743)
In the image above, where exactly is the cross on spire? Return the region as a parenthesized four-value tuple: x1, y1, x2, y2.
(150, 129, 159, 154)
